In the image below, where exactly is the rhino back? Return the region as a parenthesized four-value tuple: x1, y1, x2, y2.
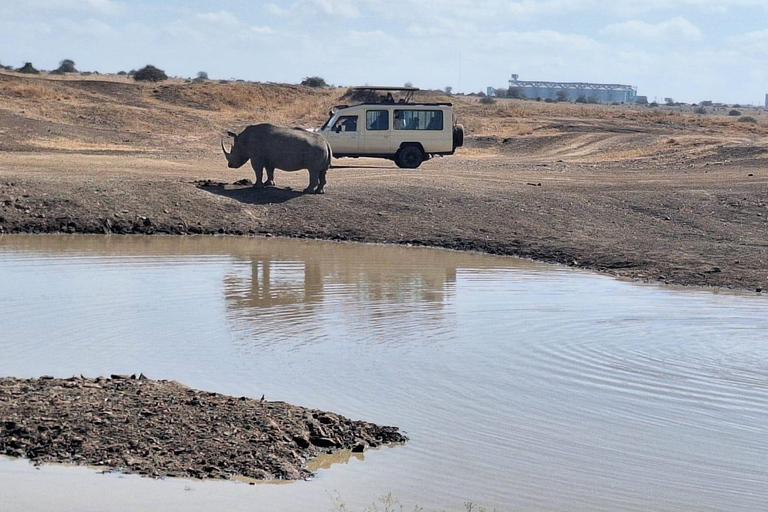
(244, 124, 329, 171)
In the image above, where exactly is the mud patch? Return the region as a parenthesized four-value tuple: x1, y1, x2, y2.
(0, 376, 406, 481)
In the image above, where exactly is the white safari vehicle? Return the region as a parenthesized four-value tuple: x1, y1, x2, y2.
(319, 86, 464, 168)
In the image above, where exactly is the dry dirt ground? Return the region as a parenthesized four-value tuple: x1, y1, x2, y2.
(1, 70, 767, 294)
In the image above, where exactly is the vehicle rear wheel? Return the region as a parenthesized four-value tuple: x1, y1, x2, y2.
(396, 146, 424, 169)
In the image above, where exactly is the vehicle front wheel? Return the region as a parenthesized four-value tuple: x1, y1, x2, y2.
(396, 146, 424, 169)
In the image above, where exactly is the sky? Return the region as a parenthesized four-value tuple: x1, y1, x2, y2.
(1, 0, 767, 105)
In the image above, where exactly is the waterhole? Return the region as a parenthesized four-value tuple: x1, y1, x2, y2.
(0, 235, 766, 512)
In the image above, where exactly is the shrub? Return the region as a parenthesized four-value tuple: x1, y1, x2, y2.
(133, 65, 168, 82)
(728, 109, 742, 116)
(694, 106, 708, 114)
(301, 76, 327, 88)
(738, 116, 758, 123)
(479, 96, 496, 105)
(16, 62, 40, 74)
(575, 94, 587, 104)
(649, 101, 658, 107)
(555, 90, 569, 102)
(117, 71, 127, 76)
(55, 59, 77, 73)
(195, 71, 208, 81)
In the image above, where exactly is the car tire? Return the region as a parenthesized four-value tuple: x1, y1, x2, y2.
(453, 123, 464, 149)
(396, 146, 424, 169)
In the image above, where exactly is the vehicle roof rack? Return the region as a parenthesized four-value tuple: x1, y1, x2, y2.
(348, 86, 420, 104)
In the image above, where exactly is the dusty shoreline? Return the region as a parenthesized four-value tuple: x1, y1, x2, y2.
(0, 149, 766, 292)
(0, 376, 407, 481)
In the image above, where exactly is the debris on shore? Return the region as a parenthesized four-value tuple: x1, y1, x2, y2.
(0, 376, 407, 481)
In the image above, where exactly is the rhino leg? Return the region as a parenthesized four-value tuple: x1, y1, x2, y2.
(265, 167, 276, 187)
(315, 167, 327, 194)
(250, 159, 265, 188)
(303, 169, 320, 194)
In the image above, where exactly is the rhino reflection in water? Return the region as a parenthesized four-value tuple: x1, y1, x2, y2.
(221, 123, 332, 194)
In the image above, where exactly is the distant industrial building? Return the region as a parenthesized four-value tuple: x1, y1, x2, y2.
(490, 74, 638, 104)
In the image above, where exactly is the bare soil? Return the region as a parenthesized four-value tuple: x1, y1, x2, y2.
(0, 376, 406, 481)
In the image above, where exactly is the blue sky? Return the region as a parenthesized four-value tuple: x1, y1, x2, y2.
(1, 0, 767, 104)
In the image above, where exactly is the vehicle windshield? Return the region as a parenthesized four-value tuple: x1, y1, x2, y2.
(320, 113, 335, 131)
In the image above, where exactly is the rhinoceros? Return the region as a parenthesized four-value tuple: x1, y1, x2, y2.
(221, 123, 332, 194)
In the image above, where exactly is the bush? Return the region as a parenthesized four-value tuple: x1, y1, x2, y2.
(728, 109, 742, 116)
(738, 116, 758, 123)
(55, 59, 77, 73)
(133, 65, 168, 82)
(301, 76, 327, 88)
(117, 71, 127, 76)
(649, 101, 658, 107)
(555, 90, 569, 102)
(575, 94, 588, 104)
(694, 106, 708, 115)
(16, 62, 40, 74)
(479, 96, 496, 105)
(195, 71, 208, 81)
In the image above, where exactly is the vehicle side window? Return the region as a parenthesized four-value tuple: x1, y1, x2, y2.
(366, 110, 389, 131)
(333, 116, 358, 132)
(393, 110, 443, 130)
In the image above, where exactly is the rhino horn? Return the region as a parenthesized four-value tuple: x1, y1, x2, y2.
(221, 138, 233, 164)
(227, 131, 238, 138)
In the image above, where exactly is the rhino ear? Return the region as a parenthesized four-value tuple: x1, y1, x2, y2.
(227, 131, 237, 138)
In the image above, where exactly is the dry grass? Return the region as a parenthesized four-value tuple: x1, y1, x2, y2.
(0, 80, 61, 100)
(2, 71, 767, 163)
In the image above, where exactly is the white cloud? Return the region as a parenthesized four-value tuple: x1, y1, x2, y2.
(195, 11, 240, 27)
(31, 0, 125, 16)
(55, 18, 118, 37)
(600, 17, 703, 43)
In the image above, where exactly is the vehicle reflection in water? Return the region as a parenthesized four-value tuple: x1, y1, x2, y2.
(220, 240, 487, 349)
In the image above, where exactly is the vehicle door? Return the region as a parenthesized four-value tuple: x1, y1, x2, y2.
(363, 109, 391, 154)
(324, 115, 360, 155)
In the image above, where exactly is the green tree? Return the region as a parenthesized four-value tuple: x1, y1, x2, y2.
(16, 62, 40, 74)
(301, 76, 327, 88)
(56, 59, 77, 73)
(133, 65, 168, 82)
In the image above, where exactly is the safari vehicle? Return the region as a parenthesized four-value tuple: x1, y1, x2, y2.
(319, 86, 464, 168)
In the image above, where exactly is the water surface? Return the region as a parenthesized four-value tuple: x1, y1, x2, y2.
(0, 234, 766, 512)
